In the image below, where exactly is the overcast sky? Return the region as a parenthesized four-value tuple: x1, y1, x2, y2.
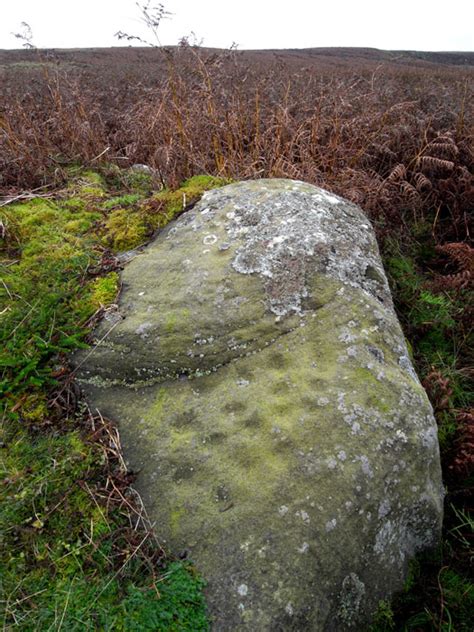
(2, 0, 473, 52)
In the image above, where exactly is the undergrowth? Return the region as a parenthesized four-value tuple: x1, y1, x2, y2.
(367, 224, 473, 631)
(0, 170, 228, 630)
(0, 38, 472, 630)
(1, 421, 206, 631)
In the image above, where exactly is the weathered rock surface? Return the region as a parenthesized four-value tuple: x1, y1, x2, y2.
(74, 179, 444, 630)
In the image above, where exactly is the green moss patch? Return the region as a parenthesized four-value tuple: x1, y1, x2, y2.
(0, 422, 208, 631)
(0, 169, 229, 408)
(0, 167, 222, 630)
(102, 174, 231, 252)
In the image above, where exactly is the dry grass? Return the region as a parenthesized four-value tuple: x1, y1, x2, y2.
(1, 45, 472, 245)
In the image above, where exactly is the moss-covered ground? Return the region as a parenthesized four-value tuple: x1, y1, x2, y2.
(0, 169, 229, 630)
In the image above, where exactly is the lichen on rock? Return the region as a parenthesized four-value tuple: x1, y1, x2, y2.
(73, 179, 444, 631)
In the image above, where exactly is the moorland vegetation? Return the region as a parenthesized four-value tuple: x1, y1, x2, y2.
(0, 29, 473, 631)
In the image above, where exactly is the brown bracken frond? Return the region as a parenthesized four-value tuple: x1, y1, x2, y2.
(422, 368, 454, 412)
(426, 142, 459, 159)
(437, 243, 474, 274)
(449, 409, 474, 475)
(418, 156, 455, 174)
(434, 242, 474, 290)
(400, 180, 421, 205)
(387, 163, 406, 182)
(413, 172, 432, 192)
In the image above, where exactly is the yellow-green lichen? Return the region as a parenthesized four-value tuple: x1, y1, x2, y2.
(102, 193, 142, 210)
(90, 272, 119, 306)
(147, 175, 232, 231)
(99, 174, 231, 252)
(74, 273, 121, 320)
(103, 208, 149, 251)
(73, 170, 107, 198)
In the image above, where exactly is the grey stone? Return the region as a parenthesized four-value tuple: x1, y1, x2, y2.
(130, 163, 154, 173)
(74, 179, 444, 631)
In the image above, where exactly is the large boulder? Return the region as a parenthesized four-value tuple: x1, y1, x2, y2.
(74, 179, 443, 630)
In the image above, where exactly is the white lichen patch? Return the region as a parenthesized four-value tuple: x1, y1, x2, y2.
(295, 510, 311, 524)
(199, 180, 393, 316)
(339, 330, 358, 343)
(240, 539, 253, 552)
(421, 426, 439, 448)
(203, 234, 217, 245)
(355, 455, 374, 478)
(325, 195, 340, 204)
(378, 499, 391, 519)
(135, 322, 153, 337)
